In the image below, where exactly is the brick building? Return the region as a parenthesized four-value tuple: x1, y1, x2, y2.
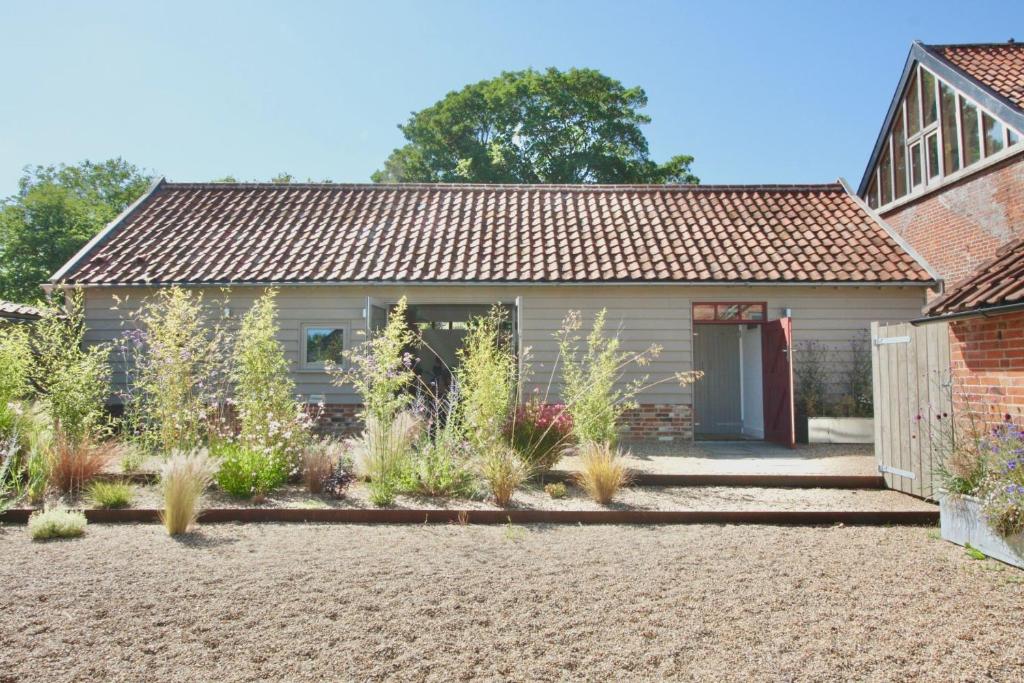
(859, 41, 1024, 425)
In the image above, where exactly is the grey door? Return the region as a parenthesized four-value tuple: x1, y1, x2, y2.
(693, 324, 742, 437)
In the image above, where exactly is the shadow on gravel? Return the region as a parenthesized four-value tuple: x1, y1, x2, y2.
(171, 532, 239, 549)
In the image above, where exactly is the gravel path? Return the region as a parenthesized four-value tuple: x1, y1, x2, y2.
(2, 523, 1021, 682)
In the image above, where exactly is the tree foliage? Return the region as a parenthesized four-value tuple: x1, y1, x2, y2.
(373, 67, 697, 185)
(0, 159, 153, 302)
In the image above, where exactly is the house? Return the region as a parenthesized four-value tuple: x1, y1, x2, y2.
(0, 301, 43, 325)
(858, 41, 1024, 428)
(49, 180, 935, 445)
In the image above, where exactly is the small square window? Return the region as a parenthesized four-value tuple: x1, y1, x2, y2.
(303, 325, 345, 368)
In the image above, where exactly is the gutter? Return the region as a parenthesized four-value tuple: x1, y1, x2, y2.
(911, 301, 1024, 325)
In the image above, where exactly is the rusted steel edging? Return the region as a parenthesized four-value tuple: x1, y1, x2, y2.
(547, 471, 886, 489)
(0, 507, 938, 525)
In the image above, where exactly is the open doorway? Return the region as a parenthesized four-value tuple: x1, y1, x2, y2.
(693, 322, 764, 439)
(691, 302, 794, 447)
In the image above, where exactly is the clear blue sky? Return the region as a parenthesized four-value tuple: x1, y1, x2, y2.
(2, 0, 1022, 195)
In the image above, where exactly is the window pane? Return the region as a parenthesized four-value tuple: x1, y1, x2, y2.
(305, 327, 345, 365)
(867, 175, 879, 209)
(893, 110, 907, 198)
(739, 304, 765, 321)
(879, 147, 893, 205)
(939, 83, 960, 174)
(983, 113, 1005, 156)
(693, 304, 715, 321)
(910, 142, 923, 186)
(926, 132, 941, 179)
(906, 72, 921, 137)
(717, 304, 741, 320)
(921, 69, 938, 126)
(1010, 128, 1020, 146)
(960, 97, 981, 167)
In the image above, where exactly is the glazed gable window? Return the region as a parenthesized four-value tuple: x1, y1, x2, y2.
(864, 64, 1021, 210)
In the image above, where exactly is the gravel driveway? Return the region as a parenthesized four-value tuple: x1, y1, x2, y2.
(2, 523, 1021, 682)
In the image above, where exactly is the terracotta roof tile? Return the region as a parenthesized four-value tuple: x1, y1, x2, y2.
(928, 43, 1024, 110)
(924, 239, 1024, 317)
(0, 301, 43, 321)
(55, 182, 933, 286)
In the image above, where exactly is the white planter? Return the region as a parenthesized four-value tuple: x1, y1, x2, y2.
(806, 417, 873, 444)
(939, 494, 1024, 569)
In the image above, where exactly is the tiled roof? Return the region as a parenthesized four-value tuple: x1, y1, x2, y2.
(0, 301, 43, 321)
(54, 181, 934, 286)
(925, 239, 1024, 317)
(927, 43, 1024, 111)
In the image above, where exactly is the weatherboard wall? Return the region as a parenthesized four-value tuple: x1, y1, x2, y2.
(82, 284, 927, 414)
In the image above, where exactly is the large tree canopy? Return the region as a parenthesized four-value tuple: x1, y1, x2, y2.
(0, 159, 153, 302)
(373, 68, 697, 185)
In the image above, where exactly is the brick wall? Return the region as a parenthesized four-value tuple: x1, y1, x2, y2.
(949, 310, 1024, 430)
(619, 403, 694, 441)
(881, 153, 1024, 287)
(314, 402, 695, 442)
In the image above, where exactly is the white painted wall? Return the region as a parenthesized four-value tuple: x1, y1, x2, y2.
(740, 324, 764, 438)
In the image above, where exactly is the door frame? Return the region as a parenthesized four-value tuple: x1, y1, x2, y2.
(691, 302, 768, 440)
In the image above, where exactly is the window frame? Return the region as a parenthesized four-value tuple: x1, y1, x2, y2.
(868, 63, 1023, 211)
(300, 322, 349, 371)
(692, 301, 768, 325)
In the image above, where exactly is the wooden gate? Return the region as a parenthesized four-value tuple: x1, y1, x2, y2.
(870, 321, 952, 499)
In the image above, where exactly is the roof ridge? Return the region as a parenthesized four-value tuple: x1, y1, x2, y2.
(923, 41, 1024, 50)
(161, 181, 845, 193)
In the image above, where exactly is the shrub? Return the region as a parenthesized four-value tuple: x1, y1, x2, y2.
(160, 452, 216, 535)
(234, 290, 312, 467)
(794, 341, 831, 418)
(368, 478, 396, 507)
(404, 435, 476, 498)
(331, 296, 416, 427)
(979, 422, 1024, 537)
(574, 441, 632, 504)
(507, 400, 573, 474)
(401, 389, 475, 498)
(478, 447, 529, 507)
(323, 461, 354, 499)
(214, 441, 290, 498)
(301, 439, 344, 494)
(86, 480, 133, 508)
(544, 481, 567, 499)
(0, 325, 33, 439)
(456, 308, 517, 453)
(28, 508, 87, 540)
(350, 412, 421, 483)
(120, 287, 232, 452)
(46, 436, 119, 494)
(555, 309, 694, 447)
(32, 293, 111, 446)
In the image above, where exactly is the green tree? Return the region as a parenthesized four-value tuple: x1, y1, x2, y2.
(0, 159, 153, 301)
(373, 68, 698, 185)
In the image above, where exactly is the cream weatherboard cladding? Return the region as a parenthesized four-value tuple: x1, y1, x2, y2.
(84, 284, 928, 410)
